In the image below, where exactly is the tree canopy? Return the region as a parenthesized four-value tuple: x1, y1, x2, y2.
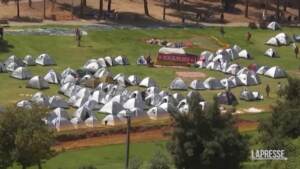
(168, 95, 248, 169)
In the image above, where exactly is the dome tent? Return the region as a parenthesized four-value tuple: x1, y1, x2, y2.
(240, 88, 263, 101)
(256, 66, 270, 75)
(169, 77, 188, 90)
(139, 77, 156, 87)
(127, 75, 141, 86)
(27, 76, 49, 89)
(5, 55, 24, 67)
(48, 95, 69, 109)
(23, 55, 36, 66)
(35, 53, 55, 66)
(189, 80, 206, 90)
(264, 48, 278, 58)
(267, 21, 281, 31)
(99, 101, 124, 115)
(238, 50, 251, 59)
(11, 67, 32, 80)
(147, 106, 168, 120)
(265, 37, 280, 46)
(44, 69, 61, 84)
(203, 77, 224, 90)
(217, 91, 238, 105)
(264, 66, 286, 78)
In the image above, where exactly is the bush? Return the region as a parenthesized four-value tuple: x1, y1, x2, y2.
(148, 151, 170, 169)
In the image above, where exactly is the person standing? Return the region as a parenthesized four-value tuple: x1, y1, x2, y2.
(294, 44, 299, 59)
(75, 27, 82, 47)
(277, 82, 282, 97)
(0, 27, 4, 40)
(266, 84, 270, 98)
(220, 27, 225, 37)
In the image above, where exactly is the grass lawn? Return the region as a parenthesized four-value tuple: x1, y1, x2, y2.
(10, 135, 300, 169)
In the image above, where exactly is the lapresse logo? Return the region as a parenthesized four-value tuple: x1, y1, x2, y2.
(251, 149, 288, 161)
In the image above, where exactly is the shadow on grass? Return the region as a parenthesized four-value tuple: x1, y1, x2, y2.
(0, 39, 14, 53)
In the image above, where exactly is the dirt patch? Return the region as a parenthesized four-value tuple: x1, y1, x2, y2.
(176, 71, 207, 79)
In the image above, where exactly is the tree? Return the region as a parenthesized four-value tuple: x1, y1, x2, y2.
(276, 0, 280, 20)
(143, 0, 149, 16)
(28, 0, 32, 7)
(168, 97, 248, 169)
(147, 151, 170, 169)
(221, 0, 237, 12)
(163, 0, 166, 20)
(43, 0, 46, 19)
(0, 106, 55, 169)
(259, 76, 300, 148)
(80, 0, 84, 17)
(107, 0, 112, 12)
(245, 0, 249, 18)
(99, 0, 103, 18)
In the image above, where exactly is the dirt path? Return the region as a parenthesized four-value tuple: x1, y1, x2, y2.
(54, 128, 169, 151)
(54, 119, 257, 151)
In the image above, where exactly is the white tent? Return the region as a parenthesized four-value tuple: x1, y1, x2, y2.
(137, 56, 148, 65)
(99, 101, 124, 115)
(256, 66, 270, 75)
(61, 67, 77, 78)
(52, 108, 68, 119)
(51, 117, 71, 130)
(97, 58, 107, 67)
(265, 37, 280, 46)
(200, 51, 214, 62)
(127, 75, 141, 85)
(170, 78, 188, 90)
(23, 55, 36, 66)
(267, 21, 281, 31)
(264, 66, 286, 78)
(206, 61, 222, 71)
(123, 98, 145, 110)
(104, 56, 114, 66)
(85, 116, 98, 127)
(203, 77, 224, 90)
(228, 76, 243, 86)
(83, 59, 100, 72)
(189, 80, 206, 90)
(11, 67, 32, 80)
(145, 93, 162, 106)
(177, 99, 189, 114)
(139, 77, 156, 87)
(240, 88, 264, 101)
(74, 106, 90, 120)
(5, 55, 24, 66)
(6, 62, 20, 72)
(238, 73, 260, 86)
(147, 107, 168, 120)
(225, 48, 239, 60)
(264, 48, 277, 58)
(114, 56, 128, 65)
(94, 68, 113, 79)
(35, 53, 55, 66)
(275, 33, 290, 45)
(27, 76, 49, 89)
(44, 69, 61, 84)
(213, 54, 230, 63)
(48, 95, 69, 109)
(237, 67, 249, 76)
(90, 90, 106, 103)
(238, 50, 251, 59)
(226, 64, 240, 75)
(61, 74, 77, 85)
(31, 92, 49, 106)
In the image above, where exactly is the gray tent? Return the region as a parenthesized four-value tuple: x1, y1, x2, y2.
(264, 48, 277, 58)
(5, 55, 24, 67)
(147, 106, 168, 120)
(104, 56, 114, 66)
(267, 21, 281, 31)
(97, 58, 107, 68)
(0, 62, 6, 73)
(35, 53, 55, 66)
(238, 73, 260, 86)
(256, 66, 270, 75)
(48, 95, 69, 109)
(27, 76, 49, 89)
(61, 67, 77, 78)
(31, 92, 49, 106)
(189, 80, 206, 90)
(44, 69, 61, 84)
(203, 77, 224, 90)
(217, 91, 238, 105)
(127, 75, 141, 86)
(83, 59, 100, 72)
(23, 55, 36, 66)
(6, 62, 20, 72)
(240, 88, 264, 101)
(74, 106, 91, 120)
(11, 67, 32, 80)
(170, 78, 188, 90)
(265, 37, 280, 46)
(16, 100, 32, 109)
(99, 101, 124, 115)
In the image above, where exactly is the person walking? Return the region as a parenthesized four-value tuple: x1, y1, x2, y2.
(266, 84, 270, 98)
(246, 32, 252, 42)
(75, 27, 82, 47)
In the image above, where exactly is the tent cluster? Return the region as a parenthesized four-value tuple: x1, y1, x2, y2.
(83, 56, 129, 72)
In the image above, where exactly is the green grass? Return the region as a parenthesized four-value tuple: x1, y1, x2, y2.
(0, 27, 299, 112)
